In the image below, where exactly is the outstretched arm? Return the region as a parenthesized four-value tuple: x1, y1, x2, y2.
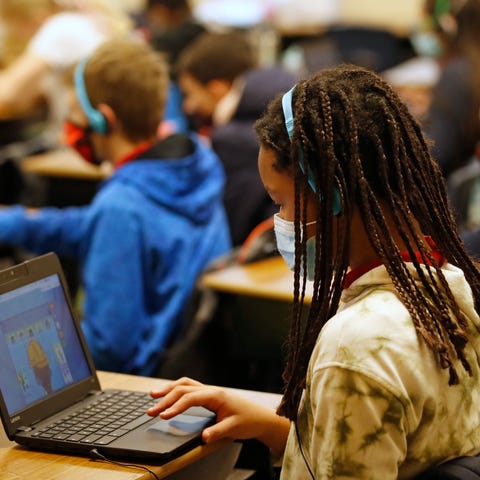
(0, 53, 50, 118)
(147, 377, 291, 455)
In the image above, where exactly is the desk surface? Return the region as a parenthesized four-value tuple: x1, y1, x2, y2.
(201, 256, 313, 303)
(21, 149, 113, 181)
(0, 371, 281, 480)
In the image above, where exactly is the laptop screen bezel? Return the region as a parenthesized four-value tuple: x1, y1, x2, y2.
(0, 252, 100, 441)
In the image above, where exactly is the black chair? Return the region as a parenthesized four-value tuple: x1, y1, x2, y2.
(155, 282, 223, 384)
(323, 25, 405, 72)
(416, 455, 480, 479)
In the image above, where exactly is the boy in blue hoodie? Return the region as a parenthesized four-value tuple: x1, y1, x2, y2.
(0, 38, 231, 376)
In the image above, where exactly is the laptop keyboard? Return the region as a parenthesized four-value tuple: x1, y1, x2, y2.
(30, 390, 156, 446)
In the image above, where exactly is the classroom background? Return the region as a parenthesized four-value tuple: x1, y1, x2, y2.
(1, 1, 480, 478)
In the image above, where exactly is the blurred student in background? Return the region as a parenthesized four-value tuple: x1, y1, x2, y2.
(410, 0, 480, 258)
(0, 0, 131, 207)
(142, 0, 205, 68)
(136, 0, 207, 135)
(419, 0, 480, 179)
(0, 38, 231, 376)
(0, 0, 131, 133)
(177, 31, 297, 246)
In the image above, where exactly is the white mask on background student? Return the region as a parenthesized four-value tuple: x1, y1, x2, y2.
(410, 30, 444, 58)
(273, 213, 316, 281)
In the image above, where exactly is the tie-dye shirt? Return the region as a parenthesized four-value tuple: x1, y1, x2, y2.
(280, 263, 480, 479)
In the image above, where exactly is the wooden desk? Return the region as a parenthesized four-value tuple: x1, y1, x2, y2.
(20, 148, 113, 209)
(21, 148, 112, 181)
(201, 256, 312, 303)
(0, 371, 281, 480)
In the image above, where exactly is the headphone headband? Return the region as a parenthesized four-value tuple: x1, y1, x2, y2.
(282, 86, 296, 140)
(281, 85, 342, 216)
(74, 57, 108, 135)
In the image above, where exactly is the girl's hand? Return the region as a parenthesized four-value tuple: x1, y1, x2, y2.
(147, 377, 290, 454)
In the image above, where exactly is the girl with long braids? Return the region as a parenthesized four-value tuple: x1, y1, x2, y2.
(147, 64, 480, 479)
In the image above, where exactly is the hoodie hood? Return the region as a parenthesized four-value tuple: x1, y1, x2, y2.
(106, 134, 225, 224)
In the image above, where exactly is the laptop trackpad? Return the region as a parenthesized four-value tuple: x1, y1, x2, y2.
(110, 412, 214, 455)
(147, 413, 212, 436)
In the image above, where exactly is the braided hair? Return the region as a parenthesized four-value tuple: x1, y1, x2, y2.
(254, 64, 480, 421)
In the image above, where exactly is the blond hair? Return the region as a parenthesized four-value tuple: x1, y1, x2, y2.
(84, 38, 169, 141)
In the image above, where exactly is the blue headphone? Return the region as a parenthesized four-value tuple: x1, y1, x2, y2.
(74, 57, 108, 135)
(281, 86, 342, 216)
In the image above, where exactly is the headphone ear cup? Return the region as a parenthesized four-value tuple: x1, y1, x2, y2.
(89, 110, 108, 135)
(332, 186, 342, 216)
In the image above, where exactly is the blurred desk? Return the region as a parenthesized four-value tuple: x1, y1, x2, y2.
(201, 256, 312, 303)
(0, 371, 280, 480)
(20, 148, 112, 208)
(21, 148, 112, 181)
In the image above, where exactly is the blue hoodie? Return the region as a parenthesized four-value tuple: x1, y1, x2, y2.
(0, 134, 231, 375)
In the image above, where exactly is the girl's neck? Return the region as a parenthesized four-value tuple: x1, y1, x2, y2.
(347, 208, 425, 270)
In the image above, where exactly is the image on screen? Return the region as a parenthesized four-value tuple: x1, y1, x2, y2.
(0, 274, 91, 416)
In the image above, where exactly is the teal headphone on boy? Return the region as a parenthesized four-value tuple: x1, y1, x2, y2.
(74, 57, 109, 135)
(281, 86, 342, 216)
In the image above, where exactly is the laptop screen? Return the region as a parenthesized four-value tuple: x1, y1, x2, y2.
(0, 273, 91, 417)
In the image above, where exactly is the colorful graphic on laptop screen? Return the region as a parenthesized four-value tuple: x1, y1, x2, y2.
(0, 274, 90, 416)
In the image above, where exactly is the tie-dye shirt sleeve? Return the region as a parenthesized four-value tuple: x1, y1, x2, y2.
(281, 366, 409, 479)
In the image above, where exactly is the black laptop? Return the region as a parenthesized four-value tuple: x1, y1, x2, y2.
(0, 252, 215, 461)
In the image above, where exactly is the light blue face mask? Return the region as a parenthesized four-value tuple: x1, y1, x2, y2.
(273, 213, 316, 281)
(410, 31, 444, 58)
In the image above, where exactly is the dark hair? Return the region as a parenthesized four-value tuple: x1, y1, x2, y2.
(255, 64, 480, 421)
(176, 31, 255, 84)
